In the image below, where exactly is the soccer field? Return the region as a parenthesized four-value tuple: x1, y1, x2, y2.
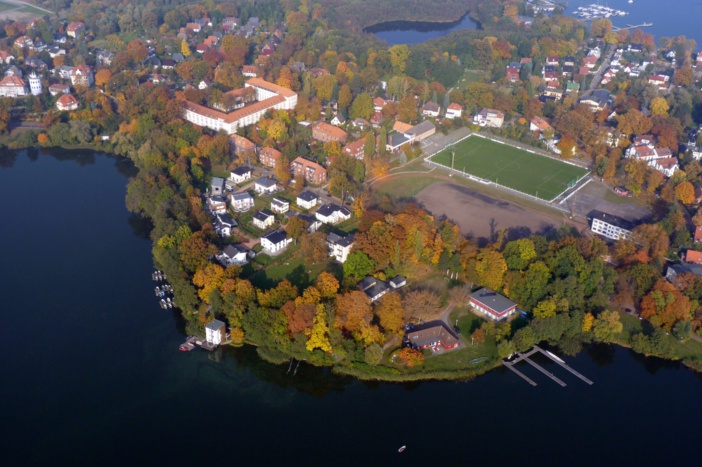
(429, 135, 589, 201)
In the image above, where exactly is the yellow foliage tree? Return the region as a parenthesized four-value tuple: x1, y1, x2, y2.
(306, 304, 332, 352)
(192, 263, 226, 302)
(582, 312, 595, 332)
(181, 40, 191, 57)
(650, 97, 669, 116)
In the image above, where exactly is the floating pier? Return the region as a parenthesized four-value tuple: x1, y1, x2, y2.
(503, 346, 593, 387)
(612, 22, 653, 32)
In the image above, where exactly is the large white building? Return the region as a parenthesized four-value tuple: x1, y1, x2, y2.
(28, 72, 41, 95)
(327, 232, 354, 263)
(589, 210, 635, 241)
(0, 75, 27, 97)
(205, 319, 226, 345)
(182, 78, 297, 134)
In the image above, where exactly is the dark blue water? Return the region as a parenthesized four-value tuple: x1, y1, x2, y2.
(365, 14, 478, 45)
(2, 150, 702, 466)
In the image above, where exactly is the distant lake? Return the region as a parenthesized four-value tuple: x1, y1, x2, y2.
(570, 0, 702, 45)
(4, 149, 702, 465)
(365, 14, 479, 45)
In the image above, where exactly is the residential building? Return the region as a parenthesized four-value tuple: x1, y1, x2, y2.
(260, 229, 292, 254)
(254, 177, 278, 194)
(445, 103, 463, 119)
(210, 177, 225, 196)
(389, 276, 407, 289)
(393, 121, 413, 134)
(214, 213, 236, 237)
(0, 50, 13, 64)
(326, 232, 354, 263)
(648, 74, 670, 90)
(0, 76, 27, 97)
(469, 288, 518, 321)
(312, 121, 348, 144)
(406, 321, 460, 351)
(271, 197, 290, 214)
(296, 191, 319, 210)
(229, 134, 256, 157)
(667, 263, 702, 281)
(530, 116, 552, 133)
(330, 113, 346, 126)
(422, 101, 440, 118)
(66, 21, 86, 38)
(69, 65, 94, 87)
(473, 108, 505, 128)
(578, 89, 610, 111)
(358, 275, 389, 303)
(405, 120, 436, 141)
(206, 196, 228, 214)
(253, 209, 275, 229)
(48, 84, 70, 96)
(589, 210, 635, 241)
(242, 65, 258, 77)
(343, 138, 366, 160)
(684, 250, 702, 265)
(315, 203, 351, 224)
(229, 166, 252, 184)
(386, 133, 411, 153)
(291, 157, 327, 184)
(259, 147, 282, 168)
(231, 192, 254, 211)
(205, 319, 226, 345)
(373, 97, 387, 112)
(695, 226, 702, 243)
(56, 93, 79, 111)
(182, 78, 297, 134)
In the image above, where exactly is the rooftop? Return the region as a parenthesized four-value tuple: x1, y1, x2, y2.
(588, 210, 636, 232)
(406, 321, 460, 348)
(470, 288, 517, 314)
(297, 191, 318, 202)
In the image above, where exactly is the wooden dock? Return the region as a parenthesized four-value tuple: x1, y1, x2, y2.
(503, 346, 593, 387)
(612, 22, 653, 32)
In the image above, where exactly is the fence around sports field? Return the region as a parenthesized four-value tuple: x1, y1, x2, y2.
(424, 132, 589, 212)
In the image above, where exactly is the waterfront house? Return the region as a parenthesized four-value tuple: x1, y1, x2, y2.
(315, 203, 351, 225)
(253, 209, 275, 229)
(205, 319, 226, 345)
(326, 232, 354, 263)
(296, 191, 319, 210)
(469, 288, 517, 321)
(217, 244, 249, 266)
(254, 177, 278, 194)
(260, 229, 292, 254)
(271, 197, 290, 214)
(406, 321, 460, 351)
(231, 192, 254, 211)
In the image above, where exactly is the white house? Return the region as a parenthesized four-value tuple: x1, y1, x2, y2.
(214, 213, 236, 237)
(473, 108, 504, 128)
(315, 203, 352, 225)
(445, 103, 463, 119)
(254, 177, 277, 194)
(296, 191, 319, 210)
(217, 244, 249, 266)
(205, 319, 226, 345)
(589, 210, 634, 241)
(330, 113, 346, 126)
(422, 101, 440, 118)
(253, 209, 275, 229)
(271, 197, 289, 214)
(0, 75, 27, 97)
(210, 177, 225, 196)
(358, 276, 390, 303)
(327, 232, 354, 263)
(261, 229, 292, 254)
(231, 192, 254, 211)
(230, 166, 252, 184)
(207, 196, 228, 214)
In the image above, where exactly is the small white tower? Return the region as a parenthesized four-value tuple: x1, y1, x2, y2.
(28, 72, 42, 96)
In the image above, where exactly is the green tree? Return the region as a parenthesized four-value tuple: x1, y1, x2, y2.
(497, 340, 516, 359)
(398, 95, 418, 122)
(343, 250, 376, 278)
(350, 92, 373, 120)
(592, 310, 623, 342)
(363, 132, 376, 159)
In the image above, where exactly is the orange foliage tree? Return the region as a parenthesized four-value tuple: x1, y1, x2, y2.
(640, 280, 692, 330)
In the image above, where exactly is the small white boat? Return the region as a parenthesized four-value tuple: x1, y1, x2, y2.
(398, 446, 406, 453)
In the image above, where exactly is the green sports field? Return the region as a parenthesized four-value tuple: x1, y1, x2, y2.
(429, 136, 588, 201)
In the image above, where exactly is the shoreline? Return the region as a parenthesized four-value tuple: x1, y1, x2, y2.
(363, 9, 481, 34)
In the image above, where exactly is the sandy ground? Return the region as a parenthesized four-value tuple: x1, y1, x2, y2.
(415, 181, 565, 244)
(564, 178, 651, 222)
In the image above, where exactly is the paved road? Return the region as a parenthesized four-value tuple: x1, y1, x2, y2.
(588, 46, 616, 92)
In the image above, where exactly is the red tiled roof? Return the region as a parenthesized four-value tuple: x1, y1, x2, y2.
(313, 121, 348, 139)
(686, 250, 702, 264)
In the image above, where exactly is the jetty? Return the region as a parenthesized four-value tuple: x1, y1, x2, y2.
(180, 335, 218, 351)
(612, 22, 653, 32)
(503, 346, 593, 387)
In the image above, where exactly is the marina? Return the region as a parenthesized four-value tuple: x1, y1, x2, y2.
(152, 270, 176, 309)
(573, 4, 628, 20)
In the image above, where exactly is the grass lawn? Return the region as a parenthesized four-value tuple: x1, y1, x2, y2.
(249, 254, 332, 289)
(0, 1, 18, 12)
(428, 135, 588, 201)
(461, 69, 487, 84)
(374, 174, 439, 199)
(17, 5, 46, 15)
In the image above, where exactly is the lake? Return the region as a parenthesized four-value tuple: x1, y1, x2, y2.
(368, 1, 702, 47)
(3, 149, 702, 466)
(365, 14, 478, 45)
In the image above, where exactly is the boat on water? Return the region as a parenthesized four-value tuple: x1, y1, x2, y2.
(179, 342, 195, 352)
(398, 446, 406, 453)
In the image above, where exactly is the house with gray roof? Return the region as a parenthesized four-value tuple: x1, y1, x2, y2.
(358, 275, 389, 303)
(327, 232, 354, 263)
(406, 320, 460, 351)
(469, 288, 517, 321)
(315, 203, 351, 224)
(231, 192, 254, 211)
(254, 177, 278, 194)
(210, 177, 225, 196)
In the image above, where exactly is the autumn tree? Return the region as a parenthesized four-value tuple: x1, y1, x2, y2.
(650, 97, 669, 116)
(675, 181, 695, 204)
(300, 231, 328, 264)
(402, 289, 441, 321)
(315, 272, 340, 299)
(640, 280, 692, 330)
(557, 134, 576, 158)
(674, 66, 694, 87)
(475, 249, 508, 291)
(257, 280, 299, 308)
(306, 304, 332, 352)
(181, 40, 191, 57)
(350, 92, 373, 120)
(470, 328, 486, 344)
(632, 224, 670, 262)
(335, 291, 372, 333)
(617, 109, 653, 136)
(448, 286, 471, 306)
(337, 84, 352, 112)
(192, 263, 226, 302)
(376, 293, 405, 334)
(398, 95, 418, 123)
(592, 310, 623, 342)
(398, 347, 424, 367)
(95, 69, 112, 89)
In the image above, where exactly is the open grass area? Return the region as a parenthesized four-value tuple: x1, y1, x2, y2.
(428, 135, 588, 201)
(17, 5, 45, 15)
(373, 174, 439, 199)
(0, 1, 17, 12)
(249, 254, 334, 289)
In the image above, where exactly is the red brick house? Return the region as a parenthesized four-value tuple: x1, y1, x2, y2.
(291, 157, 327, 184)
(259, 147, 282, 168)
(312, 121, 348, 144)
(406, 321, 460, 351)
(343, 138, 367, 160)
